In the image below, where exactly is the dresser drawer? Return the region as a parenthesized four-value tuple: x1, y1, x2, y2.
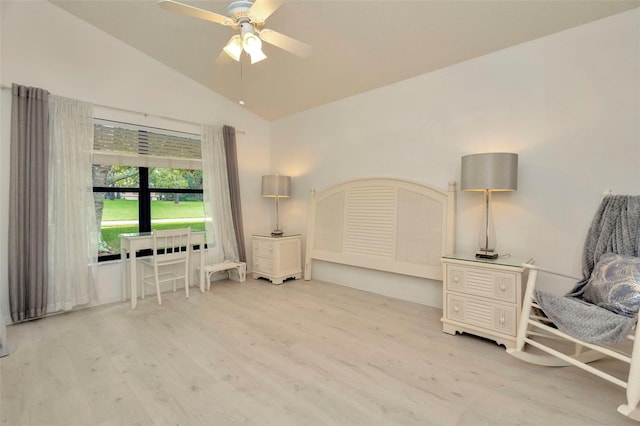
(446, 294, 517, 336)
(446, 264, 517, 303)
(253, 240, 275, 258)
(254, 257, 274, 273)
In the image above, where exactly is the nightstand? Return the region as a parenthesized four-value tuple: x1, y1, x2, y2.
(252, 234, 302, 284)
(441, 252, 533, 349)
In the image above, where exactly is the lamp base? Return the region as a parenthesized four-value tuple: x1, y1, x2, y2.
(476, 250, 499, 259)
(271, 229, 284, 237)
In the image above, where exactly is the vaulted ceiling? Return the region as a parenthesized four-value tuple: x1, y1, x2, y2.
(51, 0, 640, 120)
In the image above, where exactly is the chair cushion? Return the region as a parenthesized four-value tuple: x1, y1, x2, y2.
(582, 253, 640, 317)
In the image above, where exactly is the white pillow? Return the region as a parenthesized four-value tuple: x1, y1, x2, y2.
(582, 253, 640, 317)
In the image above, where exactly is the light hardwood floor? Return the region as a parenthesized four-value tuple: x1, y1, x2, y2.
(1, 278, 636, 426)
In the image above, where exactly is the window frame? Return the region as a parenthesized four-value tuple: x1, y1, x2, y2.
(92, 119, 204, 262)
(93, 168, 205, 262)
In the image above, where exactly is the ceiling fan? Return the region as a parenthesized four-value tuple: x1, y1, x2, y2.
(159, 0, 312, 64)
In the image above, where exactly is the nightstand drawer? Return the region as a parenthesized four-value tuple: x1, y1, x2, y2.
(446, 264, 517, 303)
(253, 240, 275, 258)
(446, 294, 517, 336)
(254, 257, 274, 272)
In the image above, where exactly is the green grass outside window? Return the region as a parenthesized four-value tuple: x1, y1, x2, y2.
(102, 199, 205, 220)
(99, 199, 206, 255)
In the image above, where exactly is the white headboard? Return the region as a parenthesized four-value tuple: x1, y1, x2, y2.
(304, 178, 456, 281)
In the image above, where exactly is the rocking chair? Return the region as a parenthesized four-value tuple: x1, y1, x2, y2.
(508, 194, 640, 421)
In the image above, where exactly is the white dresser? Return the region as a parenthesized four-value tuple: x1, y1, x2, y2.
(252, 234, 302, 284)
(441, 252, 532, 349)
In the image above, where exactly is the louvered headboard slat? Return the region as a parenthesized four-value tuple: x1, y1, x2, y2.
(304, 178, 456, 281)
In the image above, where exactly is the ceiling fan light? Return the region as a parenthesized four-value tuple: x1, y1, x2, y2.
(242, 31, 266, 63)
(241, 31, 259, 51)
(223, 35, 242, 61)
(249, 49, 267, 64)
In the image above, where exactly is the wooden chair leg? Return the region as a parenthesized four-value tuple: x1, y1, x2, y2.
(172, 265, 177, 292)
(184, 261, 189, 299)
(141, 264, 146, 300)
(618, 327, 640, 420)
(516, 268, 538, 351)
(154, 264, 162, 305)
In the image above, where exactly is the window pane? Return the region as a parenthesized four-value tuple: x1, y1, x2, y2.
(149, 168, 202, 190)
(94, 191, 139, 257)
(93, 164, 141, 258)
(93, 164, 139, 188)
(150, 192, 205, 234)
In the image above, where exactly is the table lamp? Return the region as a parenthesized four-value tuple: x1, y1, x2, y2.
(261, 175, 291, 236)
(461, 152, 518, 259)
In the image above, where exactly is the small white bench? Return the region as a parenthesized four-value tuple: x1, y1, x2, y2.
(203, 262, 246, 289)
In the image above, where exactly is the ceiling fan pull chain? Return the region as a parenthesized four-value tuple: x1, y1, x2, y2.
(239, 60, 245, 106)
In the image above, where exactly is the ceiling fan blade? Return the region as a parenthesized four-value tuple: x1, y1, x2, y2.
(259, 28, 312, 58)
(158, 0, 233, 26)
(248, 0, 283, 23)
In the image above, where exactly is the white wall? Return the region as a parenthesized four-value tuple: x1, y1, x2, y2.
(0, 1, 273, 323)
(272, 9, 640, 305)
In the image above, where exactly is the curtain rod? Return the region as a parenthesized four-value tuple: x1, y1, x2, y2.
(0, 84, 245, 134)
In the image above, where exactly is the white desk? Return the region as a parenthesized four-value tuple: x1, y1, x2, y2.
(120, 231, 206, 309)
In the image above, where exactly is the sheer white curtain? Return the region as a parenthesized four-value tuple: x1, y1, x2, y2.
(201, 125, 239, 263)
(0, 305, 13, 357)
(47, 96, 98, 312)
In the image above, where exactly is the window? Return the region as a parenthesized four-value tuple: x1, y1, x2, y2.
(92, 120, 204, 261)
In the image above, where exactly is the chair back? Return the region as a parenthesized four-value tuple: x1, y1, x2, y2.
(151, 228, 191, 262)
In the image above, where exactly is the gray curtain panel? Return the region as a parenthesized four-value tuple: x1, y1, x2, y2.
(223, 125, 246, 262)
(9, 84, 50, 322)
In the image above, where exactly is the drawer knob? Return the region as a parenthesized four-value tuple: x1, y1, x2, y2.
(500, 284, 506, 291)
(453, 304, 460, 312)
(453, 276, 459, 283)
(499, 316, 506, 324)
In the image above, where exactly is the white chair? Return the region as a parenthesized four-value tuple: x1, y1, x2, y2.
(140, 228, 191, 305)
(508, 194, 640, 421)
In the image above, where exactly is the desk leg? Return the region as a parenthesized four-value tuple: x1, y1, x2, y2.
(130, 250, 138, 309)
(199, 245, 205, 292)
(121, 249, 127, 302)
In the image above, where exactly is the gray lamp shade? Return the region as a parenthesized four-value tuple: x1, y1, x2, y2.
(461, 153, 518, 192)
(261, 175, 291, 197)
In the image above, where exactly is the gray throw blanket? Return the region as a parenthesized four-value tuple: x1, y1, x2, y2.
(535, 195, 640, 344)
